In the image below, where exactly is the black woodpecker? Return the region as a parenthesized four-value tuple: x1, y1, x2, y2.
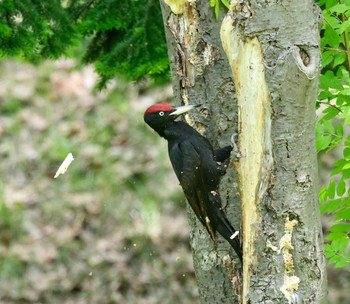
(144, 102, 242, 262)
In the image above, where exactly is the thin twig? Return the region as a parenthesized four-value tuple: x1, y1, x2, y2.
(322, 47, 347, 53)
(317, 101, 343, 113)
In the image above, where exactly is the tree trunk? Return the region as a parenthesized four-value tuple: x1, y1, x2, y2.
(159, 0, 328, 303)
(159, 1, 242, 302)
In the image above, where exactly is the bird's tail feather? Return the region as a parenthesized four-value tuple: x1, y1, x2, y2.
(208, 193, 243, 262)
(220, 218, 243, 262)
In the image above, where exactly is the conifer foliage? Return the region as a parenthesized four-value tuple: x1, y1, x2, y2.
(0, 0, 169, 85)
(0, 0, 76, 59)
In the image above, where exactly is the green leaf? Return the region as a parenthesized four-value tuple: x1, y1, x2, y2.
(336, 123, 344, 137)
(344, 147, 350, 158)
(322, 24, 343, 48)
(333, 52, 347, 67)
(332, 159, 347, 175)
(328, 179, 336, 199)
(215, 0, 219, 20)
(221, 0, 230, 9)
(316, 132, 332, 152)
(323, 106, 341, 121)
(328, 254, 341, 265)
(345, 134, 350, 146)
(323, 119, 335, 133)
(340, 18, 350, 33)
(325, 0, 341, 9)
(345, 111, 350, 125)
(337, 66, 350, 86)
(320, 70, 343, 91)
(334, 258, 350, 268)
(210, 0, 219, 19)
(318, 90, 335, 101)
(327, 136, 342, 153)
(319, 186, 329, 203)
(336, 208, 350, 221)
(324, 243, 336, 258)
(342, 168, 350, 179)
(329, 223, 350, 233)
(322, 50, 334, 67)
(327, 233, 349, 258)
(320, 203, 328, 214)
(342, 162, 350, 170)
(321, 198, 343, 214)
(336, 94, 350, 107)
(337, 178, 346, 196)
(324, 12, 342, 29)
(341, 87, 350, 96)
(330, 4, 349, 14)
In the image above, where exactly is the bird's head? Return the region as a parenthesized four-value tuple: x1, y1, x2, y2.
(144, 102, 200, 136)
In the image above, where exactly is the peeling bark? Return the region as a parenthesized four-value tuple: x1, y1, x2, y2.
(221, 18, 272, 302)
(159, 0, 327, 303)
(220, 1, 327, 303)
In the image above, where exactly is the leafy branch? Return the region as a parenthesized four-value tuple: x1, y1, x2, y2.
(317, 0, 350, 270)
(0, 0, 169, 86)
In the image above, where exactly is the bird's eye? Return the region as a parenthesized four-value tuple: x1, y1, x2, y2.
(159, 111, 164, 116)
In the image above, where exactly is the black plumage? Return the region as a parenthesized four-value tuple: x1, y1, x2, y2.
(144, 102, 242, 262)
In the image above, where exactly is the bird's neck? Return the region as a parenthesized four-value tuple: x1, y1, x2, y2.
(163, 121, 197, 141)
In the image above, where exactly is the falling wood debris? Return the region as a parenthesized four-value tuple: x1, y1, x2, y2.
(54, 153, 74, 178)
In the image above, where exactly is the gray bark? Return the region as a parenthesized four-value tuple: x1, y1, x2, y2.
(159, 0, 327, 303)
(159, 1, 241, 303)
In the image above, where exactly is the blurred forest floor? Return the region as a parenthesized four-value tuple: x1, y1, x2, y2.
(0, 60, 348, 303)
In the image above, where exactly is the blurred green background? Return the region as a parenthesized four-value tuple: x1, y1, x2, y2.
(0, 60, 198, 304)
(0, 59, 349, 303)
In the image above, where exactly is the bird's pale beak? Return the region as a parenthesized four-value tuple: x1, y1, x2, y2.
(169, 104, 201, 116)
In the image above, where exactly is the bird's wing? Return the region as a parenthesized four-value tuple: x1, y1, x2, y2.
(169, 140, 242, 260)
(169, 140, 216, 239)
